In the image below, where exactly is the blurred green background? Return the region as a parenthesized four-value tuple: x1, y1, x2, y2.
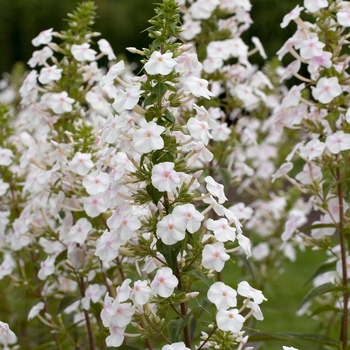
(0, 0, 301, 75)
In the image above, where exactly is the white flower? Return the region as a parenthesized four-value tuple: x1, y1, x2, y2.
(110, 302, 135, 327)
(304, 0, 328, 13)
(71, 43, 97, 61)
(38, 256, 55, 280)
(281, 5, 304, 28)
(237, 281, 267, 304)
(28, 302, 45, 321)
(312, 77, 342, 104)
(98, 39, 116, 60)
(144, 51, 177, 75)
(205, 176, 227, 204)
(38, 65, 62, 84)
(150, 267, 178, 298)
(69, 152, 94, 176)
(0, 148, 14, 166)
(184, 76, 214, 99)
(82, 284, 107, 310)
(133, 121, 165, 154)
(216, 308, 245, 333)
(151, 162, 181, 192)
(106, 321, 126, 347)
(207, 282, 237, 310)
(83, 195, 108, 218)
(171, 203, 204, 233)
(95, 229, 123, 262)
(237, 233, 252, 258)
(131, 280, 152, 305)
(325, 131, 350, 154)
(0, 321, 17, 346)
(118, 215, 141, 240)
(68, 218, 92, 245)
(82, 171, 110, 195)
(206, 218, 236, 242)
(42, 91, 75, 114)
(112, 84, 141, 112)
(28, 46, 53, 67)
(31, 28, 53, 46)
(283, 347, 299, 350)
(100, 61, 125, 87)
(299, 139, 326, 159)
(157, 214, 186, 245)
(300, 37, 325, 59)
(187, 118, 212, 145)
(202, 242, 230, 272)
(162, 342, 191, 350)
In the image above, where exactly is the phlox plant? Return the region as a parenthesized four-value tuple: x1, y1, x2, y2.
(0, 0, 268, 349)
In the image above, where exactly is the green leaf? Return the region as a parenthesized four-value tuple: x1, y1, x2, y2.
(143, 93, 157, 108)
(146, 184, 164, 205)
(164, 109, 175, 124)
(55, 249, 68, 264)
(56, 295, 80, 316)
(153, 82, 168, 102)
(300, 283, 347, 309)
(167, 315, 193, 343)
(156, 240, 181, 271)
(300, 223, 336, 232)
(152, 149, 176, 164)
(310, 304, 340, 317)
(249, 332, 342, 348)
(184, 268, 210, 287)
(305, 260, 337, 285)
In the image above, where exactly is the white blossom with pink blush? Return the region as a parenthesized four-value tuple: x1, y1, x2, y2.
(100, 60, 125, 87)
(68, 218, 92, 245)
(202, 242, 230, 272)
(42, 91, 75, 114)
(281, 5, 304, 28)
(82, 284, 107, 310)
(162, 342, 191, 350)
(216, 308, 245, 333)
(112, 84, 142, 112)
(325, 131, 350, 154)
(69, 152, 94, 176)
(150, 267, 178, 298)
(82, 171, 110, 195)
(105, 321, 126, 347)
(184, 76, 214, 99)
(28, 302, 45, 321)
(133, 121, 165, 154)
(206, 218, 236, 242)
(312, 77, 342, 104)
(171, 203, 204, 233)
(130, 280, 152, 305)
(0, 148, 13, 166)
(187, 118, 212, 145)
(38, 256, 55, 280)
(157, 214, 186, 245)
(151, 162, 181, 192)
(144, 51, 177, 75)
(204, 176, 227, 204)
(28, 46, 53, 68)
(97, 39, 116, 60)
(38, 65, 62, 84)
(71, 43, 97, 61)
(0, 321, 17, 347)
(237, 281, 267, 304)
(299, 139, 326, 159)
(95, 229, 124, 262)
(207, 281, 237, 310)
(31, 28, 54, 46)
(83, 195, 107, 218)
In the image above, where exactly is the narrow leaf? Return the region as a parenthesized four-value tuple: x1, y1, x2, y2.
(305, 260, 337, 285)
(167, 315, 192, 343)
(300, 283, 347, 308)
(164, 109, 175, 123)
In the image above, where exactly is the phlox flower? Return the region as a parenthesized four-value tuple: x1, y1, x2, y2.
(299, 139, 325, 159)
(157, 214, 186, 245)
(162, 342, 191, 350)
(95, 229, 124, 262)
(228, 203, 253, 221)
(280, 5, 304, 28)
(216, 308, 245, 333)
(211, 122, 231, 141)
(112, 84, 141, 112)
(252, 36, 267, 59)
(131, 280, 152, 305)
(207, 282, 237, 310)
(326, 197, 349, 224)
(300, 37, 325, 59)
(189, 0, 220, 20)
(38, 256, 55, 280)
(237, 233, 252, 258)
(0, 148, 13, 166)
(31, 28, 53, 46)
(0, 321, 17, 347)
(84, 195, 107, 218)
(71, 43, 97, 61)
(0, 254, 15, 280)
(311, 214, 335, 239)
(237, 281, 267, 304)
(28, 302, 45, 321)
(206, 218, 236, 242)
(151, 162, 181, 192)
(337, 8, 350, 26)
(100, 113, 129, 144)
(150, 267, 178, 298)
(181, 15, 201, 40)
(106, 321, 126, 347)
(100, 61, 125, 87)
(171, 203, 204, 233)
(207, 40, 231, 60)
(82, 284, 107, 310)
(0, 180, 9, 196)
(304, 0, 328, 12)
(38, 65, 62, 84)
(42, 91, 75, 114)
(144, 51, 177, 75)
(247, 300, 264, 320)
(281, 211, 307, 241)
(68, 218, 92, 245)
(98, 39, 116, 60)
(19, 70, 38, 97)
(69, 152, 94, 176)
(28, 46, 53, 68)
(107, 203, 131, 229)
(116, 279, 132, 303)
(118, 214, 141, 240)
(184, 76, 214, 99)
(312, 77, 342, 104)
(187, 118, 212, 145)
(295, 163, 322, 184)
(325, 131, 350, 154)
(86, 90, 110, 115)
(82, 171, 110, 195)
(110, 302, 135, 327)
(133, 121, 165, 154)
(202, 242, 230, 272)
(205, 176, 227, 204)
(251, 242, 270, 261)
(101, 293, 115, 327)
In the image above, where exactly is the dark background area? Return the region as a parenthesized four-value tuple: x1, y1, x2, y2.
(0, 0, 301, 75)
